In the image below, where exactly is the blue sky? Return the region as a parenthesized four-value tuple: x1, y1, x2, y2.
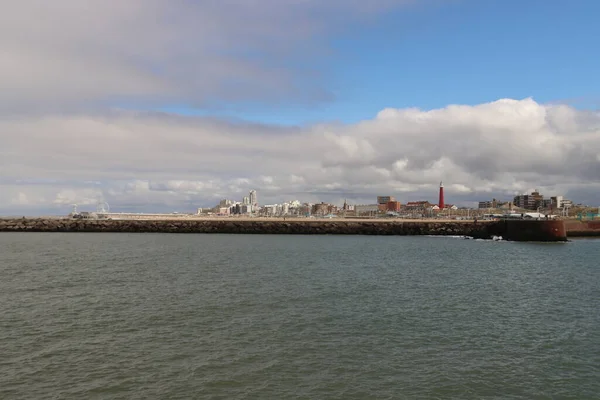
(161, 0, 600, 125)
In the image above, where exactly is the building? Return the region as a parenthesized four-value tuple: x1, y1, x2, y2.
(339, 200, 355, 214)
(355, 204, 379, 215)
(562, 199, 573, 208)
(404, 201, 432, 211)
(550, 196, 564, 208)
(479, 199, 513, 209)
(386, 201, 402, 212)
(242, 196, 250, 205)
(249, 190, 258, 207)
(511, 193, 567, 211)
(530, 190, 543, 208)
(219, 199, 234, 208)
(71, 211, 97, 219)
(513, 194, 529, 209)
(478, 201, 494, 209)
(377, 196, 396, 204)
(311, 202, 337, 216)
(514, 190, 544, 210)
(478, 198, 499, 209)
(542, 199, 553, 208)
(261, 204, 278, 216)
(298, 203, 312, 216)
(214, 199, 235, 214)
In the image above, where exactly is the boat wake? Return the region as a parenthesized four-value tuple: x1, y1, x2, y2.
(463, 235, 505, 242)
(426, 235, 506, 241)
(426, 235, 470, 239)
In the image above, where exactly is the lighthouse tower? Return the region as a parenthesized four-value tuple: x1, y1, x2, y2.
(438, 181, 445, 209)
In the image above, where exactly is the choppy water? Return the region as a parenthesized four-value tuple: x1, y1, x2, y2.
(1, 233, 599, 399)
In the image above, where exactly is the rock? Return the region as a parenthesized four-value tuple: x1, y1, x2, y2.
(0, 217, 562, 241)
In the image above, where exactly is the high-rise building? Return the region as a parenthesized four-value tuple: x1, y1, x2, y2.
(438, 181, 445, 209)
(249, 190, 257, 207)
(242, 196, 250, 205)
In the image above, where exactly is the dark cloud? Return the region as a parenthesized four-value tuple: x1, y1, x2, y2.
(0, 0, 412, 113)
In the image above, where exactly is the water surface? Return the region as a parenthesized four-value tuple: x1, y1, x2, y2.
(1, 233, 599, 399)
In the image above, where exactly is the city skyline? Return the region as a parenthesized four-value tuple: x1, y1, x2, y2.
(1, 1, 600, 215)
(60, 185, 585, 219)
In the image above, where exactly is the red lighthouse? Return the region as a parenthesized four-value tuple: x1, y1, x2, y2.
(438, 181, 445, 209)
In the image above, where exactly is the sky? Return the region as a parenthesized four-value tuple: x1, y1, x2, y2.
(1, 0, 600, 215)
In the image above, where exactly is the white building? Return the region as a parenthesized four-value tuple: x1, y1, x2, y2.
(219, 199, 234, 208)
(262, 204, 277, 216)
(249, 190, 258, 207)
(551, 196, 564, 208)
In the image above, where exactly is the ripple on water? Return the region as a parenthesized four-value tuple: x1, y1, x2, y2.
(0, 233, 599, 399)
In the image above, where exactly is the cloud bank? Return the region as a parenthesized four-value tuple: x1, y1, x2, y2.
(1, 1, 599, 214)
(2, 98, 600, 214)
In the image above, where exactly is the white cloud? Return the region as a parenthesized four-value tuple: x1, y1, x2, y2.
(53, 189, 104, 206)
(12, 193, 31, 206)
(1, 98, 600, 214)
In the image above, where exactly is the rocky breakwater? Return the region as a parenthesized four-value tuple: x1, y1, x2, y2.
(0, 218, 494, 237)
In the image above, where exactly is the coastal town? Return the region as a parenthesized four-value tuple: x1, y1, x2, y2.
(4, 179, 595, 240)
(199, 184, 579, 219)
(69, 182, 594, 221)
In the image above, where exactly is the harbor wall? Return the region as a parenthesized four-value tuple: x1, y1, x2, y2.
(488, 219, 567, 242)
(563, 220, 600, 237)
(0, 218, 567, 241)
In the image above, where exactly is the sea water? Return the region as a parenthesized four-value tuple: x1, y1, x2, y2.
(1, 233, 599, 399)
